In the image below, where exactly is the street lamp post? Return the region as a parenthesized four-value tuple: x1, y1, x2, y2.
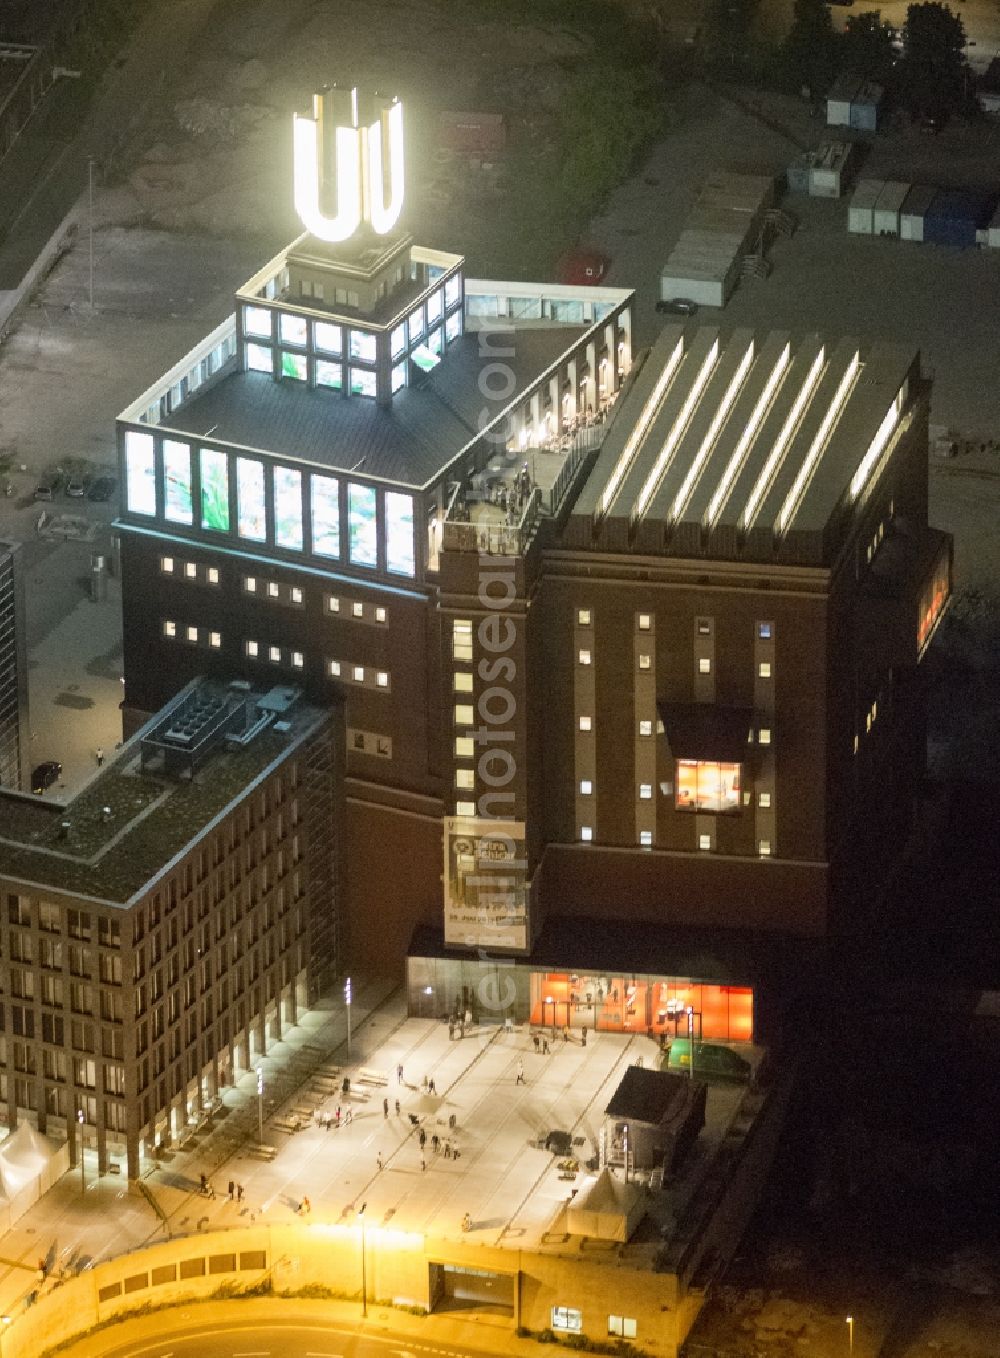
(358, 1201, 368, 1318)
(345, 976, 352, 1062)
(846, 1316, 854, 1355)
(77, 1108, 85, 1193)
(256, 1067, 264, 1144)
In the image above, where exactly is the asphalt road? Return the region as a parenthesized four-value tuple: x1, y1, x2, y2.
(77, 1317, 499, 1358)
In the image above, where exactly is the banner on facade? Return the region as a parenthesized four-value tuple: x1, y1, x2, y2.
(443, 817, 529, 953)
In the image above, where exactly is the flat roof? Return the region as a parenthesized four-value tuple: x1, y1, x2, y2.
(0, 679, 330, 905)
(164, 327, 584, 490)
(566, 324, 917, 564)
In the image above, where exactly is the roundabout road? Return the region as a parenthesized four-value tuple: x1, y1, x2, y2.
(61, 1313, 505, 1358)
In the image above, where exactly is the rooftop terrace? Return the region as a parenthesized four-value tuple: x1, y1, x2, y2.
(0, 679, 329, 905)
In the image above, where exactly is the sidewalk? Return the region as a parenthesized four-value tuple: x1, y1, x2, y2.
(0, 976, 398, 1324)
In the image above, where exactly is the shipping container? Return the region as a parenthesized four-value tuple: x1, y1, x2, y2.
(899, 184, 937, 242)
(873, 180, 910, 236)
(850, 81, 883, 132)
(988, 202, 1000, 249)
(848, 179, 884, 235)
(923, 188, 998, 248)
(826, 73, 860, 128)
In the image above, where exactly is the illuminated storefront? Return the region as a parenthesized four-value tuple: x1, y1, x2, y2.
(528, 973, 752, 1042)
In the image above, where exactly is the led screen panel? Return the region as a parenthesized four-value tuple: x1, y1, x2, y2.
(280, 313, 307, 346)
(348, 482, 378, 567)
(385, 491, 415, 576)
(237, 458, 266, 541)
(163, 439, 192, 524)
(349, 330, 377, 363)
(243, 305, 272, 339)
(310, 474, 340, 557)
(427, 288, 443, 324)
(200, 448, 230, 532)
(246, 342, 272, 373)
(274, 466, 303, 550)
(444, 274, 461, 309)
(281, 351, 307, 381)
(314, 321, 342, 354)
(350, 368, 377, 398)
(125, 430, 156, 515)
(315, 360, 342, 389)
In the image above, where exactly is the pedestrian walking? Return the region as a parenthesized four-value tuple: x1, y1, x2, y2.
(448, 1020, 454, 1040)
(228, 1179, 235, 1200)
(200, 1172, 208, 1195)
(208, 1182, 216, 1200)
(377, 1151, 384, 1171)
(581, 1026, 588, 1047)
(428, 1077, 437, 1095)
(543, 1038, 550, 1054)
(419, 1128, 427, 1149)
(95, 747, 104, 767)
(432, 1134, 440, 1153)
(383, 1097, 389, 1119)
(533, 1034, 540, 1053)
(395, 1098, 401, 1116)
(345, 1107, 353, 1125)
(515, 1058, 525, 1085)
(237, 1183, 245, 1202)
(396, 1062, 404, 1084)
(421, 1154, 426, 1172)
(444, 1140, 452, 1159)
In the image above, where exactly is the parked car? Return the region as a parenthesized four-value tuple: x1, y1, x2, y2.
(66, 478, 87, 498)
(556, 248, 609, 286)
(666, 1039, 751, 1082)
(33, 474, 63, 501)
(87, 475, 117, 502)
(656, 297, 698, 316)
(31, 760, 62, 794)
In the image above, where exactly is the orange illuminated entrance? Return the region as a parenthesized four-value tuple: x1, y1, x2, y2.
(529, 972, 753, 1042)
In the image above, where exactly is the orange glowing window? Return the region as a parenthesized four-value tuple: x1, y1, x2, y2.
(675, 759, 741, 813)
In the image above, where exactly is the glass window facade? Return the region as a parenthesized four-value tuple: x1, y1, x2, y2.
(407, 307, 424, 344)
(236, 458, 266, 541)
(444, 274, 461, 309)
(675, 760, 741, 813)
(310, 475, 340, 557)
(348, 483, 378, 566)
(349, 330, 377, 363)
(125, 431, 156, 515)
(162, 439, 192, 524)
(279, 313, 307, 347)
(385, 491, 415, 576)
(243, 305, 271, 339)
(280, 351, 307, 381)
(427, 288, 443, 325)
(314, 321, 342, 355)
(390, 323, 406, 358)
(273, 466, 303, 551)
(200, 448, 230, 532)
(315, 359, 342, 389)
(530, 972, 753, 1041)
(445, 309, 462, 344)
(350, 368, 377, 398)
(246, 342, 272, 374)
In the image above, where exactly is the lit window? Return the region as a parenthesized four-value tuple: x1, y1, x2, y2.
(580, 780, 593, 796)
(245, 577, 257, 593)
(578, 649, 592, 666)
(185, 562, 197, 579)
(577, 608, 592, 626)
(638, 654, 651, 670)
(639, 784, 653, 800)
(267, 582, 279, 599)
(698, 657, 711, 674)
(207, 567, 220, 585)
(161, 557, 174, 574)
(697, 619, 712, 635)
(456, 801, 476, 818)
(552, 1308, 583, 1334)
(454, 704, 474, 725)
(353, 665, 365, 683)
(758, 662, 771, 678)
(758, 792, 771, 808)
(209, 631, 221, 649)
(376, 607, 387, 623)
(698, 834, 712, 851)
(186, 625, 198, 643)
(758, 621, 772, 640)
(291, 587, 303, 604)
(327, 596, 340, 613)
(639, 831, 652, 848)
(246, 641, 259, 658)
(608, 1317, 637, 1339)
(453, 619, 473, 662)
(163, 620, 176, 638)
(269, 646, 281, 663)
(455, 736, 474, 758)
(853, 733, 859, 754)
(580, 827, 593, 843)
(759, 839, 772, 857)
(675, 760, 741, 813)
(579, 716, 592, 732)
(451, 674, 473, 698)
(352, 601, 364, 618)
(292, 651, 304, 669)
(455, 769, 474, 790)
(759, 728, 771, 745)
(638, 614, 651, 631)
(639, 719, 652, 736)
(328, 660, 341, 676)
(376, 671, 389, 689)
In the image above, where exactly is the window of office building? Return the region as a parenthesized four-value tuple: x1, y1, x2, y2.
(552, 1308, 583, 1334)
(314, 321, 342, 355)
(698, 833, 712, 850)
(758, 621, 773, 640)
(608, 1317, 637, 1339)
(578, 649, 592, 666)
(759, 661, 771, 678)
(455, 736, 474, 758)
(639, 783, 652, 800)
(455, 769, 474, 790)
(639, 719, 652, 736)
(454, 672, 473, 693)
(577, 609, 591, 626)
(638, 654, 651, 670)
(759, 839, 772, 857)
(243, 305, 271, 339)
(639, 831, 652, 848)
(453, 620, 473, 662)
(315, 359, 342, 389)
(675, 760, 741, 813)
(456, 800, 476, 817)
(698, 657, 711, 674)
(455, 705, 475, 726)
(638, 614, 651, 631)
(579, 716, 592, 732)
(758, 792, 771, 808)
(580, 780, 592, 795)
(579, 827, 593, 843)
(246, 342, 273, 374)
(349, 330, 377, 364)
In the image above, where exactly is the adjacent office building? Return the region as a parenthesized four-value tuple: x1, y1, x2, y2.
(0, 539, 28, 792)
(0, 677, 341, 1177)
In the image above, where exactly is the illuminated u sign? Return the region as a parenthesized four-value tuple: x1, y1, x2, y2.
(293, 87, 404, 243)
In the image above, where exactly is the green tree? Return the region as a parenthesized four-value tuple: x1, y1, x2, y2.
(842, 11, 897, 87)
(898, 2, 970, 117)
(780, 0, 841, 99)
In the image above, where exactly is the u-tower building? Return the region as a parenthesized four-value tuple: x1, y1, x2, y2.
(115, 89, 951, 1046)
